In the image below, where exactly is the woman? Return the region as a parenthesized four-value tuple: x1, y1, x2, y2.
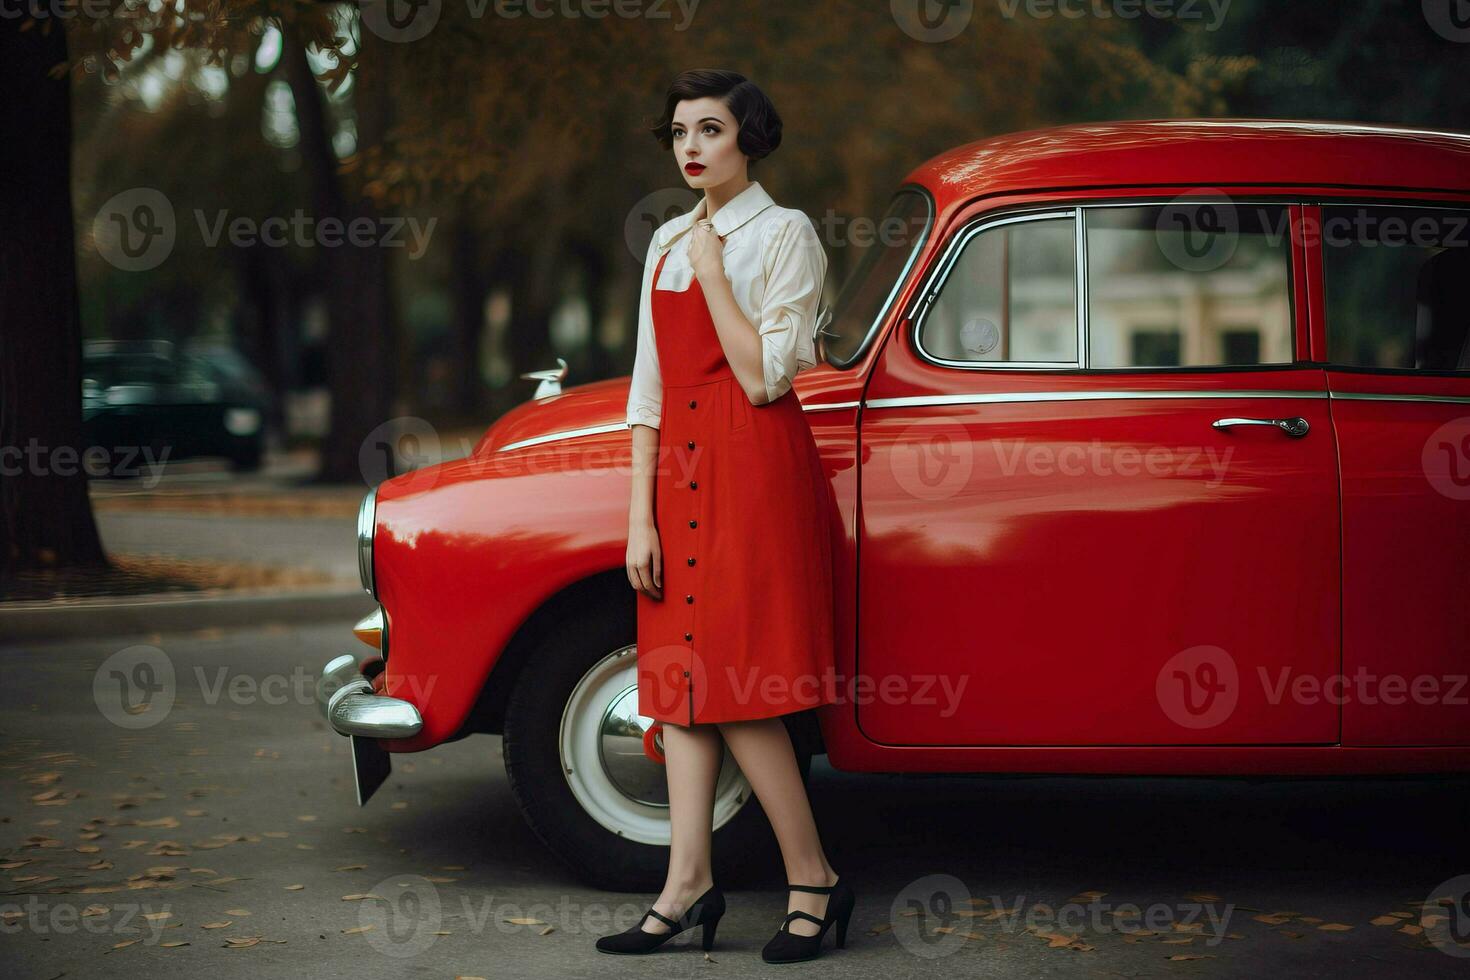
(597, 69, 855, 963)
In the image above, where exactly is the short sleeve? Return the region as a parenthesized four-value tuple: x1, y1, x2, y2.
(755, 215, 827, 404)
(626, 235, 664, 430)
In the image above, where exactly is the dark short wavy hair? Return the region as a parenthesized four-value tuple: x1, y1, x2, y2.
(649, 69, 783, 170)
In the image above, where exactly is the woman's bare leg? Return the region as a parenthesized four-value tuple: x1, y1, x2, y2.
(640, 720, 722, 934)
(716, 716, 838, 937)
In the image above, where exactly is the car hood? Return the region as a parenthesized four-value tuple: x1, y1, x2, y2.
(474, 366, 844, 456)
(474, 377, 633, 455)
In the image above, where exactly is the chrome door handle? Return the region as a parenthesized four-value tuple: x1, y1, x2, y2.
(1211, 416, 1310, 438)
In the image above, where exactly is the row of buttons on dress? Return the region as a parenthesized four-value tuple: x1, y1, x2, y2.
(683, 398, 698, 664)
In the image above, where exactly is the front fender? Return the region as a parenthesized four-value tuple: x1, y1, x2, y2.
(372, 430, 632, 752)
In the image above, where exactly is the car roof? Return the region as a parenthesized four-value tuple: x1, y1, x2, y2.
(903, 118, 1470, 212)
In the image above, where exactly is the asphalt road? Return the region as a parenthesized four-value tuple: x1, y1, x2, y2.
(3, 617, 1469, 978)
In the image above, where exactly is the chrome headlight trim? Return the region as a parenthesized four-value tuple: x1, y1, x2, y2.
(357, 487, 377, 599)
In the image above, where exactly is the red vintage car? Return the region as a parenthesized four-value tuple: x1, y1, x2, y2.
(317, 118, 1470, 890)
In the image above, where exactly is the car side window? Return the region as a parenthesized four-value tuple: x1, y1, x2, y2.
(917, 215, 1077, 365)
(1322, 204, 1470, 371)
(1084, 203, 1295, 368)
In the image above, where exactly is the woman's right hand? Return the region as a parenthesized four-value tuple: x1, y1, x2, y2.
(627, 517, 663, 600)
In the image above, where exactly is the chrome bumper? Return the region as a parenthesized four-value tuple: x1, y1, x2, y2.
(316, 653, 423, 739)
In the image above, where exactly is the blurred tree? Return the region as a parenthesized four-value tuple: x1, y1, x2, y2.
(1, 16, 108, 580)
(12, 0, 1462, 585)
(279, 16, 398, 483)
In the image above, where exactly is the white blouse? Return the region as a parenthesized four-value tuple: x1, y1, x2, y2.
(625, 180, 828, 430)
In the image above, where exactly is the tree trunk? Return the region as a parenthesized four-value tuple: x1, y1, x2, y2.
(281, 25, 397, 485)
(0, 18, 110, 583)
(448, 217, 486, 420)
(235, 245, 290, 443)
(504, 204, 567, 411)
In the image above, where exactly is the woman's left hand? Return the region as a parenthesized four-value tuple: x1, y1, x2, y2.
(688, 220, 725, 284)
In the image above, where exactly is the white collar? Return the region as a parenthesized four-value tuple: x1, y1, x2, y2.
(655, 180, 776, 250)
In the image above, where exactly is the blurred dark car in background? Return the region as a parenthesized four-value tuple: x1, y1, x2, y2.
(82, 339, 271, 476)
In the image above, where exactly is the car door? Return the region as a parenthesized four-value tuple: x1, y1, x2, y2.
(1313, 201, 1470, 746)
(857, 197, 1342, 746)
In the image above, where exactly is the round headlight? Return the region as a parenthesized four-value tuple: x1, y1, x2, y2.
(357, 487, 377, 599)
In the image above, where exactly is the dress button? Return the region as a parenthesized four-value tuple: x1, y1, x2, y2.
(687, 440, 695, 450)
(683, 670, 690, 677)
(689, 480, 697, 490)
(689, 399, 697, 408)
(684, 632, 693, 641)
(687, 556, 696, 566)
(689, 519, 697, 528)
(685, 594, 693, 603)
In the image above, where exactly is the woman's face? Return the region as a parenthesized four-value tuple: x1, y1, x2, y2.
(671, 97, 746, 190)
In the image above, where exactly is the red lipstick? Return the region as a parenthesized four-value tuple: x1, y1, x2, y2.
(685, 162, 705, 175)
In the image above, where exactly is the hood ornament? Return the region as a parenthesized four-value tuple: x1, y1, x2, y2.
(520, 357, 569, 399)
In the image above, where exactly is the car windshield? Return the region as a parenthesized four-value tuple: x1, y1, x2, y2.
(821, 188, 933, 367)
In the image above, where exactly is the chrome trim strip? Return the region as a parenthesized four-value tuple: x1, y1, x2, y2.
(499, 400, 863, 452)
(907, 198, 1302, 373)
(499, 422, 628, 452)
(1148, 119, 1470, 142)
(1328, 391, 1470, 404)
(828, 185, 936, 371)
(492, 391, 1468, 449)
(912, 208, 1081, 370)
(1076, 206, 1089, 369)
(864, 389, 1330, 410)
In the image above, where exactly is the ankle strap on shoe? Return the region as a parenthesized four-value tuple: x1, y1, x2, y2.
(646, 908, 682, 928)
(788, 882, 835, 894)
(782, 909, 826, 931)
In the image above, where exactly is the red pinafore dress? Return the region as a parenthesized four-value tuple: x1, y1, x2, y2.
(636, 246, 838, 727)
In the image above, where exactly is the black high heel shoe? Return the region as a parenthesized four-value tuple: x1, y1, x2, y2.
(761, 876, 855, 963)
(595, 884, 725, 955)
